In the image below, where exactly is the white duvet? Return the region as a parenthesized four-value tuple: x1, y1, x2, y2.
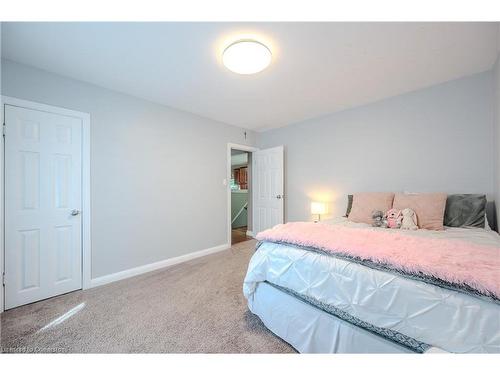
(243, 218, 500, 353)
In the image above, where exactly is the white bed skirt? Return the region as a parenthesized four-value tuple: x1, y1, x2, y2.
(248, 282, 415, 353)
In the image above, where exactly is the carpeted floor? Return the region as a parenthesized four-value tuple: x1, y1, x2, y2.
(0, 240, 295, 353)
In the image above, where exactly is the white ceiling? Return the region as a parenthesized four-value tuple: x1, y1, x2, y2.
(2, 22, 499, 131)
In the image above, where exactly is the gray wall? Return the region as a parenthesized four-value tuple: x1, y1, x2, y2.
(0, 24, 3, 312)
(1, 59, 256, 278)
(258, 72, 495, 222)
(494, 54, 500, 227)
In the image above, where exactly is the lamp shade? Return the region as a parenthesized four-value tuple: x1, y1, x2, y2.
(311, 202, 327, 215)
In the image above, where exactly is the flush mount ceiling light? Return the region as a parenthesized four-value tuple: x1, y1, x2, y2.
(222, 40, 272, 75)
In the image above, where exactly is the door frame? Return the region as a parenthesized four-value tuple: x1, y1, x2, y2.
(1, 96, 92, 313)
(227, 143, 259, 246)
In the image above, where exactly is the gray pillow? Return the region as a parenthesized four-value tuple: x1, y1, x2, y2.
(345, 195, 353, 217)
(444, 194, 486, 228)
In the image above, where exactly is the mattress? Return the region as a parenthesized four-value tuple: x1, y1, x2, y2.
(243, 219, 500, 353)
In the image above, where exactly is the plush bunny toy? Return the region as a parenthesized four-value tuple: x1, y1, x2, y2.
(386, 208, 402, 229)
(400, 208, 418, 230)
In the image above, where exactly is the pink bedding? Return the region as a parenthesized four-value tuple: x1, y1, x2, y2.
(256, 222, 500, 300)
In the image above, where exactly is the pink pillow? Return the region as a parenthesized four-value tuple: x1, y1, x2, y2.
(393, 193, 447, 230)
(348, 193, 395, 224)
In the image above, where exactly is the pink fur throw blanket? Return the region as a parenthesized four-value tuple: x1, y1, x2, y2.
(256, 222, 500, 301)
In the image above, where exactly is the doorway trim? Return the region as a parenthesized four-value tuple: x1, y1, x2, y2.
(227, 143, 258, 246)
(1, 96, 92, 313)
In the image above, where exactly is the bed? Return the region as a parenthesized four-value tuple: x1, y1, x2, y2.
(243, 217, 500, 353)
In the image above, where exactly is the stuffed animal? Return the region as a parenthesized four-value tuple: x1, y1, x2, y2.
(400, 208, 418, 230)
(386, 208, 402, 229)
(371, 210, 387, 228)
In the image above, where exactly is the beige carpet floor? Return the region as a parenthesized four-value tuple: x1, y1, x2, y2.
(0, 240, 295, 353)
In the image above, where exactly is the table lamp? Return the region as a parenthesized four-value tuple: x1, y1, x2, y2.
(311, 202, 327, 223)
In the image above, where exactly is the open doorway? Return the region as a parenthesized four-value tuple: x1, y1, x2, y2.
(230, 149, 252, 244)
(227, 144, 258, 246)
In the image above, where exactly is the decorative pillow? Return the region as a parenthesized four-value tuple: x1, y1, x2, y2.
(444, 194, 486, 228)
(393, 193, 447, 230)
(345, 195, 353, 217)
(348, 193, 395, 224)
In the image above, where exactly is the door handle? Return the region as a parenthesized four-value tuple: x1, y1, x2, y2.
(71, 209, 81, 216)
(276, 195, 282, 199)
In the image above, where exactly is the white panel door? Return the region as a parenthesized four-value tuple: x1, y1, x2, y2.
(5, 105, 83, 309)
(252, 146, 284, 235)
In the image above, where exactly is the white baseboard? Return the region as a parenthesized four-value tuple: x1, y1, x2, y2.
(90, 243, 229, 288)
(246, 230, 254, 237)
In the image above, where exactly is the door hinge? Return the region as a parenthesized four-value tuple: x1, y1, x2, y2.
(2, 272, 5, 287)
(2, 123, 5, 137)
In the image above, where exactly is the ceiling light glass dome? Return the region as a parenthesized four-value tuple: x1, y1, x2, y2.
(222, 40, 272, 75)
